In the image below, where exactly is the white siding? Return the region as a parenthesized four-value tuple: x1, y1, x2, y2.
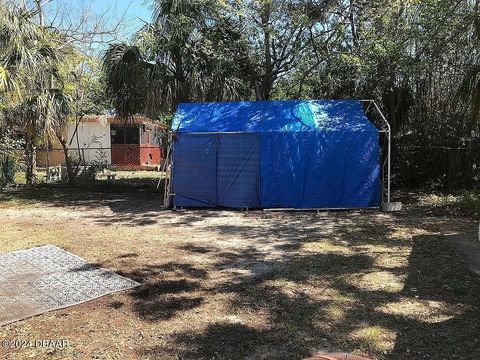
(66, 119, 111, 149)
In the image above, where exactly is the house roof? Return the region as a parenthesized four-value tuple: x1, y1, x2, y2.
(81, 115, 168, 129)
(172, 100, 377, 133)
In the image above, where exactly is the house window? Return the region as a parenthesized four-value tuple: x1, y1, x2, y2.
(140, 125, 151, 145)
(110, 125, 139, 144)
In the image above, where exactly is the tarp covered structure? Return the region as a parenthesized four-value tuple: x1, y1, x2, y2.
(171, 100, 381, 209)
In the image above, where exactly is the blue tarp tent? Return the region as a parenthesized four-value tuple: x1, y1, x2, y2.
(171, 100, 381, 209)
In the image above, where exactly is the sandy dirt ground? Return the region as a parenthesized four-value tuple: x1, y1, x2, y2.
(0, 190, 478, 359)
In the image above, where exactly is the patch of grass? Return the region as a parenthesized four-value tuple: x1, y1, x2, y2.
(96, 169, 163, 180)
(13, 171, 26, 184)
(350, 325, 397, 353)
(94, 170, 164, 189)
(421, 191, 480, 217)
(9, 169, 161, 188)
(0, 170, 164, 207)
(12, 169, 46, 185)
(303, 240, 354, 255)
(0, 185, 96, 206)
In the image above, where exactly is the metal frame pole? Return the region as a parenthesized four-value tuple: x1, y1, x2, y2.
(360, 99, 391, 204)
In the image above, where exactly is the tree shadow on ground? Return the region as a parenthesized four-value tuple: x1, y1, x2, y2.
(3, 185, 478, 358)
(0, 184, 167, 226)
(133, 217, 480, 359)
(114, 260, 208, 322)
(6, 185, 477, 358)
(388, 234, 480, 359)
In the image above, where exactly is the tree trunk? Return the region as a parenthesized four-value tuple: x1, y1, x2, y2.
(255, 1, 273, 101)
(34, 0, 44, 27)
(349, 0, 358, 47)
(254, 81, 264, 101)
(56, 132, 76, 184)
(25, 129, 37, 185)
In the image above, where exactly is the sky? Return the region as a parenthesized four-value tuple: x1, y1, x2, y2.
(32, 0, 154, 43)
(77, 0, 153, 37)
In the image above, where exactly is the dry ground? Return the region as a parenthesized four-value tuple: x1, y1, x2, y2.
(0, 186, 478, 360)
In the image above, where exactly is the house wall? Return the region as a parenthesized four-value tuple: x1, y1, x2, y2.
(37, 120, 111, 167)
(140, 146, 163, 167)
(67, 119, 111, 149)
(36, 150, 65, 167)
(37, 117, 165, 168)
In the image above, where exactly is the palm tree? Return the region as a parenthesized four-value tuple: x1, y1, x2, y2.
(102, 0, 252, 119)
(0, 3, 71, 184)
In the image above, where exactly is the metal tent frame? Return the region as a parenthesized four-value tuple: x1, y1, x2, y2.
(360, 99, 391, 205)
(157, 132, 174, 209)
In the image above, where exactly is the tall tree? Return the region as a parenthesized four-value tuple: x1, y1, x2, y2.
(103, 0, 251, 118)
(228, 0, 348, 100)
(103, 0, 351, 111)
(0, 2, 71, 184)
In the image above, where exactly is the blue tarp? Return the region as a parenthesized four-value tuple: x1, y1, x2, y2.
(171, 100, 381, 209)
